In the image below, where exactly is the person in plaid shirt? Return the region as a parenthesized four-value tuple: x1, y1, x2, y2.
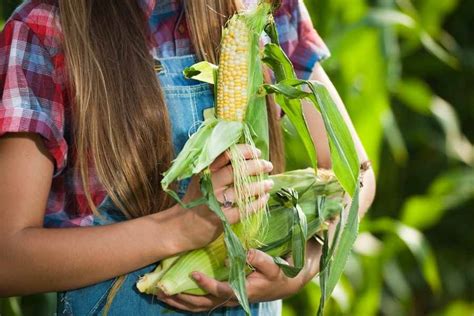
(0, 0, 375, 315)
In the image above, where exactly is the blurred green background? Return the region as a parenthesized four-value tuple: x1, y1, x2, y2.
(1, 0, 473, 315)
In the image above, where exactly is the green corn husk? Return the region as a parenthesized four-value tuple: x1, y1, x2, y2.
(136, 168, 344, 295)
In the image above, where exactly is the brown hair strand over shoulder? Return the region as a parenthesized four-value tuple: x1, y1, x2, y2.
(59, 0, 284, 218)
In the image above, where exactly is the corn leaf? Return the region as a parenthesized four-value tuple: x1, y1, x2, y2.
(264, 18, 280, 45)
(305, 81, 359, 196)
(364, 218, 441, 293)
(200, 172, 251, 315)
(318, 185, 360, 315)
(261, 22, 361, 315)
(272, 188, 309, 277)
(317, 229, 330, 316)
(263, 79, 360, 196)
(262, 20, 359, 193)
(262, 21, 317, 168)
(183, 61, 218, 85)
(243, 17, 271, 160)
(261, 44, 318, 169)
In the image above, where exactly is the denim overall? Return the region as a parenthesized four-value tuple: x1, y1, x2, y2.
(57, 55, 281, 315)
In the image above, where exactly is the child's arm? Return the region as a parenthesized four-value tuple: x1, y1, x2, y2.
(0, 133, 271, 297)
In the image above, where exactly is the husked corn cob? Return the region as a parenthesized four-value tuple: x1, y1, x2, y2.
(216, 17, 250, 122)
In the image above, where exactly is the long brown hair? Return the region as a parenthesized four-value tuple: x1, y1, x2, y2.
(59, 0, 284, 219)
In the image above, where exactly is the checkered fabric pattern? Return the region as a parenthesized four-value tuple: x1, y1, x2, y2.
(0, 0, 330, 227)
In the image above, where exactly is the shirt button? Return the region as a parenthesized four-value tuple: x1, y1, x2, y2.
(178, 24, 185, 34)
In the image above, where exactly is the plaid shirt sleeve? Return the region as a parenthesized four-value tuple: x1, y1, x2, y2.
(276, 0, 331, 80)
(0, 19, 67, 176)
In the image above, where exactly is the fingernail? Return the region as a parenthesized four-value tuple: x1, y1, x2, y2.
(191, 272, 201, 281)
(265, 180, 274, 189)
(247, 249, 255, 261)
(266, 161, 274, 171)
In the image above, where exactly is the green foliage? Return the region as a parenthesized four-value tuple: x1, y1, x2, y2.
(1, 0, 473, 315)
(285, 0, 474, 315)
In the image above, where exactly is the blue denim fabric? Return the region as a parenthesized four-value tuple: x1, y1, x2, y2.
(57, 55, 282, 315)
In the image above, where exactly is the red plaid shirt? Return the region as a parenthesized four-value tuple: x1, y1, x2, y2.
(0, 0, 330, 227)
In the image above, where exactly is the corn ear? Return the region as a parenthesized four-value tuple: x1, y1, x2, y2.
(216, 16, 250, 122)
(136, 168, 343, 296)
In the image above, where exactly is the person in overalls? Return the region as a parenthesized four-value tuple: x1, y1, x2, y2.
(0, 0, 376, 315)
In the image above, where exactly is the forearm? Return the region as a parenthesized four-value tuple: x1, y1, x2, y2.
(0, 205, 187, 297)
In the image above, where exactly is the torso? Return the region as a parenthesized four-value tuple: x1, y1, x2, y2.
(3, 0, 329, 228)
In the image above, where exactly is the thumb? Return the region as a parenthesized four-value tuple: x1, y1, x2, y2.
(247, 249, 281, 279)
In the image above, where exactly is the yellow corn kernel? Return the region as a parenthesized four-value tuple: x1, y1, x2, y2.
(216, 17, 249, 122)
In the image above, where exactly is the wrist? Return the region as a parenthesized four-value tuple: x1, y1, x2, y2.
(149, 203, 191, 259)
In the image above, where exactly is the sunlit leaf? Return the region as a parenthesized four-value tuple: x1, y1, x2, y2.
(264, 79, 360, 196)
(262, 43, 318, 169)
(394, 78, 433, 114)
(364, 8, 416, 28)
(420, 31, 459, 68)
(324, 186, 360, 298)
(200, 173, 250, 314)
(431, 97, 474, 165)
(365, 218, 441, 293)
(381, 108, 408, 164)
(402, 168, 474, 229)
(183, 61, 218, 85)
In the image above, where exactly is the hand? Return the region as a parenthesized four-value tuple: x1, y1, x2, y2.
(157, 241, 323, 312)
(176, 144, 274, 251)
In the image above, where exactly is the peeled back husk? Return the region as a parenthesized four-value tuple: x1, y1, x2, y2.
(137, 168, 343, 295)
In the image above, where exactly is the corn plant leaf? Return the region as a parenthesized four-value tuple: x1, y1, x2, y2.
(260, 186, 342, 258)
(305, 80, 359, 196)
(264, 79, 360, 196)
(317, 195, 326, 225)
(262, 43, 296, 80)
(261, 36, 317, 166)
(264, 18, 280, 46)
(244, 25, 270, 160)
(271, 188, 309, 277)
(363, 218, 441, 293)
(275, 92, 320, 168)
(263, 22, 359, 195)
(200, 173, 250, 315)
(318, 185, 360, 315)
(317, 229, 330, 316)
(182, 61, 218, 85)
(260, 30, 361, 314)
(322, 205, 343, 273)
